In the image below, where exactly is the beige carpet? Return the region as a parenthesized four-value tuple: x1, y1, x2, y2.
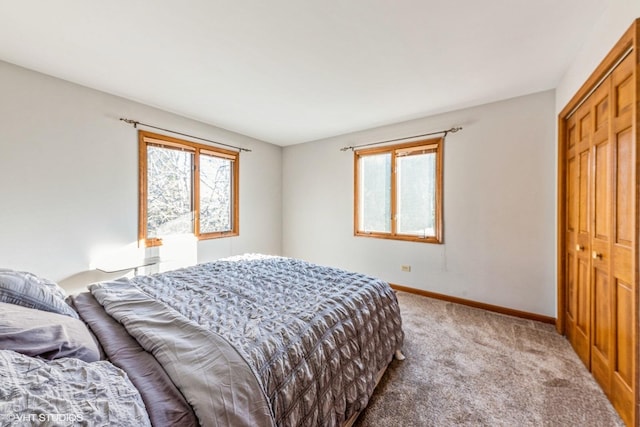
(354, 291, 624, 427)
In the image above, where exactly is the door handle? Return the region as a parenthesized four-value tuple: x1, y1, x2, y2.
(576, 244, 584, 251)
(592, 251, 603, 260)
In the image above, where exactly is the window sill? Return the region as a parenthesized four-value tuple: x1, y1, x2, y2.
(198, 231, 239, 240)
(354, 231, 442, 244)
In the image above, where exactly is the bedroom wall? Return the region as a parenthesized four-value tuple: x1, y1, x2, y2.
(0, 60, 282, 293)
(282, 90, 557, 317)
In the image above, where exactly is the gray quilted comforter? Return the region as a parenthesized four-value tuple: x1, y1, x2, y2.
(91, 255, 404, 426)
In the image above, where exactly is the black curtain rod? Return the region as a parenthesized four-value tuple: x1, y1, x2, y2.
(339, 126, 462, 152)
(119, 118, 252, 152)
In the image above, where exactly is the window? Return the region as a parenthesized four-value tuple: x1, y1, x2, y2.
(354, 138, 442, 243)
(139, 131, 239, 246)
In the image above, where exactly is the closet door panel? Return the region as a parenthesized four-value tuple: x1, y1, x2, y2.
(571, 154, 591, 367)
(615, 76, 633, 116)
(567, 252, 576, 321)
(615, 128, 633, 245)
(615, 280, 634, 385)
(567, 102, 593, 367)
(592, 269, 611, 358)
(613, 278, 634, 426)
(567, 145, 577, 234)
(592, 82, 611, 242)
(565, 118, 579, 345)
(592, 267, 611, 390)
(590, 81, 613, 392)
(609, 51, 636, 427)
(574, 146, 591, 364)
(576, 258, 590, 333)
(593, 139, 611, 240)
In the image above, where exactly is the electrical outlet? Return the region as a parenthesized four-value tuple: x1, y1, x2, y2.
(401, 265, 411, 272)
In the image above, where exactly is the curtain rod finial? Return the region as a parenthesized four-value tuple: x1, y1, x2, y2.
(120, 118, 138, 126)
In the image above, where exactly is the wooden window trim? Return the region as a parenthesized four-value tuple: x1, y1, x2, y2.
(354, 137, 443, 244)
(138, 130, 239, 247)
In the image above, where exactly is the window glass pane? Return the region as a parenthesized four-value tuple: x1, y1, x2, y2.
(200, 154, 232, 233)
(147, 146, 193, 238)
(397, 152, 436, 237)
(358, 153, 391, 233)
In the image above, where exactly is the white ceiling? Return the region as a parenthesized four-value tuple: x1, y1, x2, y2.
(0, 1, 606, 146)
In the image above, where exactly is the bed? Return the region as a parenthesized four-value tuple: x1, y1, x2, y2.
(0, 255, 404, 426)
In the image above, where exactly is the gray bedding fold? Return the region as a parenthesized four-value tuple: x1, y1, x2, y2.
(69, 292, 199, 427)
(91, 279, 275, 427)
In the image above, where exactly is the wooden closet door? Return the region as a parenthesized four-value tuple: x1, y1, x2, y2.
(565, 100, 593, 368)
(560, 19, 638, 427)
(565, 114, 579, 355)
(608, 52, 636, 427)
(590, 78, 613, 393)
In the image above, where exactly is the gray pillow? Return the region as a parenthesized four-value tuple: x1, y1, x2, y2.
(0, 302, 101, 362)
(0, 269, 78, 318)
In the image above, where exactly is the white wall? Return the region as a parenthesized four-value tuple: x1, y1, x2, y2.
(283, 90, 556, 316)
(0, 60, 282, 293)
(556, 2, 640, 113)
